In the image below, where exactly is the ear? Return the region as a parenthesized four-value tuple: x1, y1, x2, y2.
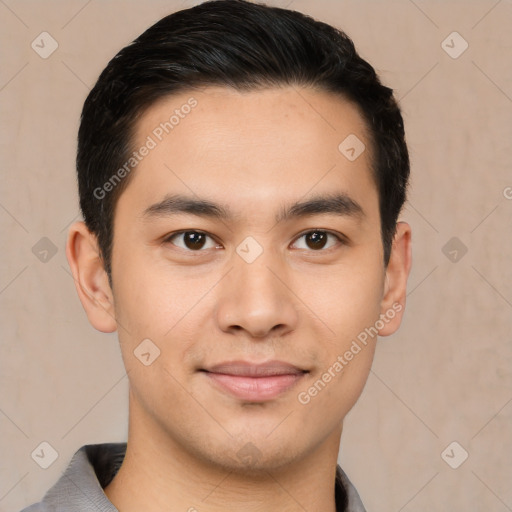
(66, 221, 117, 333)
(378, 221, 412, 336)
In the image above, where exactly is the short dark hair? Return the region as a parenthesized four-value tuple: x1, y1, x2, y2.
(77, 0, 409, 276)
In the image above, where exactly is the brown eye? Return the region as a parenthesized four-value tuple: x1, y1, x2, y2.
(292, 230, 342, 251)
(183, 232, 206, 250)
(166, 231, 218, 251)
(305, 231, 327, 249)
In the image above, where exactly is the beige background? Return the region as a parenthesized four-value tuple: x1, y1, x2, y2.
(1, 0, 511, 510)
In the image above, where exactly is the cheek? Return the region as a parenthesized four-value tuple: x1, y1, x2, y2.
(293, 256, 383, 409)
(299, 349, 376, 428)
(304, 258, 385, 339)
(111, 251, 221, 381)
(111, 249, 195, 336)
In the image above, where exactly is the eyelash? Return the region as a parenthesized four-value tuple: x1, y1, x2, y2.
(163, 229, 346, 253)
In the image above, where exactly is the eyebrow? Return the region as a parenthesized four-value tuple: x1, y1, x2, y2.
(142, 192, 364, 223)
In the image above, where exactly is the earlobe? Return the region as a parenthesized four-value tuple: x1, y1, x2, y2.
(378, 221, 412, 336)
(66, 221, 117, 333)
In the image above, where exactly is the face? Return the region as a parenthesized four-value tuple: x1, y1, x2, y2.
(72, 86, 410, 472)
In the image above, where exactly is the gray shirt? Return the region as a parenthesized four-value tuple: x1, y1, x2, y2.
(21, 443, 367, 511)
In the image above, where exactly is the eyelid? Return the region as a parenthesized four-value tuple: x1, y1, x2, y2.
(163, 230, 221, 250)
(163, 228, 348, 253)
(290, 229, 347, 250)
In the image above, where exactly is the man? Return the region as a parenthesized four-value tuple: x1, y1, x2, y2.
(23, 0, 411, 510)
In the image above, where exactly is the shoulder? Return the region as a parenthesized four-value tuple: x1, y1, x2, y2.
(19, 443, 126, 512)
(19, 504, 48, 512)
(336, 465, 367, 512)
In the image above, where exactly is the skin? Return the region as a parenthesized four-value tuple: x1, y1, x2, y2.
(67, 86, 411, 512)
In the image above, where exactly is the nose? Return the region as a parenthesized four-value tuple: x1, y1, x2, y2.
(215, 248, 299, 339)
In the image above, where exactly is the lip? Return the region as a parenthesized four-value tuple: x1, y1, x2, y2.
(202, 360, 307, 402)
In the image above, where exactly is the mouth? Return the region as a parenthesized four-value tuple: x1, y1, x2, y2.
(200, 360, 308, 402)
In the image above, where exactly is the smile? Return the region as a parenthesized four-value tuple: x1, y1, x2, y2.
(201, 360, 308, 402)
(205, 372, 305, 402)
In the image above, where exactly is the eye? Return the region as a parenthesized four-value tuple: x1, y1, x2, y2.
(291, 230, 344, 251)
(164, 230, 220, 251)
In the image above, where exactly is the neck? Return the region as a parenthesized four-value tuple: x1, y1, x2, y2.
(105, 396, 342, 512)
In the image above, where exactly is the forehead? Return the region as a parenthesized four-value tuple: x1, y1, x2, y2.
(121, 85, 378, 221)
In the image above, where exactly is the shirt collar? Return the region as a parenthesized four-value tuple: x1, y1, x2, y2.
(36, 443, 366, 512)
